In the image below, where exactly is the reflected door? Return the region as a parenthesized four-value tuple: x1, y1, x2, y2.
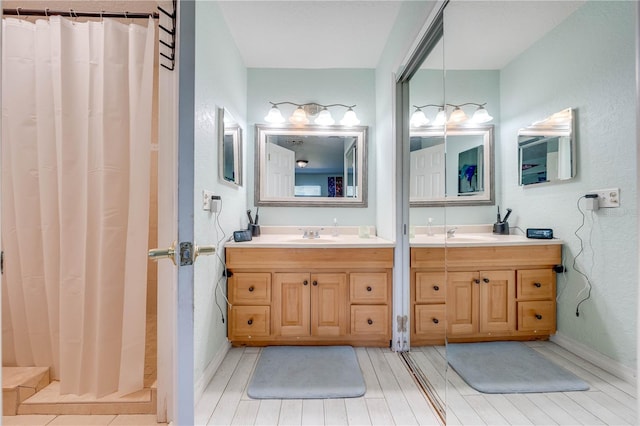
(265, 142, 295, 197)
(410, 144, 445, 198)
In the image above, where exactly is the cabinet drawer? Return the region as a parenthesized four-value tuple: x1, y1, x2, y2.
(518, 301, 555, 332)
(415, 272, 446, 303)
(229, 272, 271, 305)
(351, 306, 389, 336)
(350, 273, 388, 304)
(229, 306, 270, 338)
(517, 269, 554, 300)
(414, 304, 446, 338)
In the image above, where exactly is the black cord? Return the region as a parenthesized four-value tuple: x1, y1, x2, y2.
(212, 198, 228, 324)
(573, 196, 593, 316)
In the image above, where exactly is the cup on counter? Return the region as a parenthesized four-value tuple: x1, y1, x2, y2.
(250, 224, 261, 237)
(358, 225, 370, 239)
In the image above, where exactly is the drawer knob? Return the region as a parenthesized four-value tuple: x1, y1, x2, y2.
(432, 318, 439, 324)
(535, 314, 543, 320)
(247, 319, 253, 325)
(474, 279, 481, 284)
(366, 286, 372, 292)
(367, 319, 373, 325)
(303, 280, 308, 286)
(534, 282, 542, 288)
(313, 280, 318, 286)
(433, 285, 439, 291)
(482, 277, 490, 283)
(248, 286, 254, 292)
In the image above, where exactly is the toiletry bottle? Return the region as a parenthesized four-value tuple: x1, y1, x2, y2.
(332, 217, 339, 237)
(427, 217, 434, 236)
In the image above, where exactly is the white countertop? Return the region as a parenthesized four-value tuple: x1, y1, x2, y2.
(410, 224, 563, 247)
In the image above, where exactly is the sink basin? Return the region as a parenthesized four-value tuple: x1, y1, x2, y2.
(446, 234, 500, 242)
(284, 237, 340, 243)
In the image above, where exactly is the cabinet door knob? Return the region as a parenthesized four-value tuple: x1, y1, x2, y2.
(535, 314, 542, 320)
(248, 286, 254, 292)
(432, 318, 439, 324)
(247, 319, 253, 325)
(367, 319, 373, 325)
(433, 285, 439, 291)
(534, 282, 542, 288)
(303, 280, 308, 286)
(313, 280, 318, 286)
(366, 286, 372, 292)
(474, 279, 481, 284)
(482, 277, 490, 283)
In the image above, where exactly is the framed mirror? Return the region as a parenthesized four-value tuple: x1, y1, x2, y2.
(255, 124, 367, 207)
(518, 108, 575, 186)
(218, 107, 243, 187)
(410, 124, 494, 206)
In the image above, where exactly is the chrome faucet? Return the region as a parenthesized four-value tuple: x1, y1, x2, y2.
(446, 227, 458, 238)
(301, 228, 323, 239)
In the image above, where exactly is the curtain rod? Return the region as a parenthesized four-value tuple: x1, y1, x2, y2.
(3, 8, 159, 20)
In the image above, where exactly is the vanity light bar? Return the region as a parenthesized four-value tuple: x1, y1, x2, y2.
(264, 101, 360, 126)
(411, 102, 493, 127)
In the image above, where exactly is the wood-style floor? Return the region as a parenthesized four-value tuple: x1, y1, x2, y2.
(196, 342, 637, 426)
(195, 347, 442, 426)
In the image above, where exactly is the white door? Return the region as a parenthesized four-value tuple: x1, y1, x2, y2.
(410, 144, 445, 199)
(266, 141, 295, 197)
(154, 1, 197, 424)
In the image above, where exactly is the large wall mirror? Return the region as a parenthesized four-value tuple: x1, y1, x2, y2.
(410, 124, 494, 206)
(518, 108, 575, 186)
(255, 124, 367, 207)
(218, 107, 243, 187)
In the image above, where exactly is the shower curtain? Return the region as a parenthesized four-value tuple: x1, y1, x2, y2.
(1, 16, 155, 397)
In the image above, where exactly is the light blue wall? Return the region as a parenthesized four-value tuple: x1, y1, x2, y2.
(246, 68, 377, 228)
(194, 1, 247, 392)
(500, 1, 637, 368)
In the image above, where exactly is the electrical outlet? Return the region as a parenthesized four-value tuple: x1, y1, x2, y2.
(592, 187, 620, 208)
(202, 190, 215, 211)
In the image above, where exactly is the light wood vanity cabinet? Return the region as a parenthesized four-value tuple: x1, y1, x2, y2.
(411, 244, 561, 345)
(226, 247, 393, 346)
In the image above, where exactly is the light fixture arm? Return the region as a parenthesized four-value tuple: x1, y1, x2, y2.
(269, 101, 356, 109)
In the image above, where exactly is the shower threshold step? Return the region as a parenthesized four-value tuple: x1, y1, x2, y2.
(3, 366, 51, 416)
(17, 380, 156, 415)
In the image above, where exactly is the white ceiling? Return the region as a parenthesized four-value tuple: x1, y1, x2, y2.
(219, 0, 586, 70)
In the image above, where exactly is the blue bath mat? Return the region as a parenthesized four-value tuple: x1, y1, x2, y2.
(447, 341, 590, 393)
(247, 346, 366, 399)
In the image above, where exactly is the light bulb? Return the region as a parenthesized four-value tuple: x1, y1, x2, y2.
(471, 106, 493, 123)
(264, 105, 285, 124)
(340, 108, 360, 126)
(448, 106, 468, 123)
(433, 108, 447, 126)
(410, 108, 429, 127)
(314, 108, 335, 125)
(289, 106, 309, 125)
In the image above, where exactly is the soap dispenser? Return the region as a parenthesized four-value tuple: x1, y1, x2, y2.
(332, 217, 339, 237)
(427, 217, 434, 236)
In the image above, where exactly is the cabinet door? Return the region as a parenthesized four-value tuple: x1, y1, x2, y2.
(447, 271, 479, 336)
(274, 272, 310, 336)
(311, 273, 347, 336)
(478, 270, 516, 334)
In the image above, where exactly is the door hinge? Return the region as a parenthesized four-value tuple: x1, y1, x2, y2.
(397, 315, 408, 332)
(179, 242, 193, 266)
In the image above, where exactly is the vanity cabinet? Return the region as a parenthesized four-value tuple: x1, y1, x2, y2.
(410, 244, 561, 344)
(226, 247, 393, 346)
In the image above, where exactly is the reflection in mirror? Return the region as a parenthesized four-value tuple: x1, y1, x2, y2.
(218, 108, 243, 187)
(518, 108, 575, 186)
(410, 125, 494, 206)
(255, 124, 367, 207)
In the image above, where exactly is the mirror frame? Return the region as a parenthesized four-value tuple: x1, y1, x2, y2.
(218, 107, 243, 187)
(410, 124, 495, 207)
(254, 124, 368, 207)
(518, 108, 576, 187)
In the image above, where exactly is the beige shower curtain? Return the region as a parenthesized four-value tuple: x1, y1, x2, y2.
(1, 16, 155, 397)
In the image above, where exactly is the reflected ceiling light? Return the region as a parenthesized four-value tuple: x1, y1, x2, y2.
(264, 104, 285, 124)
(314, 107, 335, 125)
(264, 101, 360, 127)
(296, 160, 309, 168)
(411, 102, 494, 126)
(340, 108, 360, 126)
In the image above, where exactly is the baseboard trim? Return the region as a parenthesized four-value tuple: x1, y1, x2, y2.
(550, 333, 636, 384)
(195, 340, 231, 403)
